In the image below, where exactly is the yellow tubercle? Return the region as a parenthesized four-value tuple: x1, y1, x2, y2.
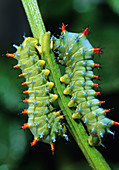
(50, 38, 53, 49)
(72, 114, 75, 119)
(36, 45, 42, 54)
(60, 125, 63, 129)
(39, 60, 45, 66)
(43, 69, 50, 76)
(88, 139, 93, 146)
(72, 113, 79, 119)
(60, 76, 66, 83)
(48, 82, 54, 89)
(55, 111, 61, 116)
(63, 87, 71, 95)
(68, 101, 75, 107)
(52, 94, 58, 102)
(59, 115, 64, 119)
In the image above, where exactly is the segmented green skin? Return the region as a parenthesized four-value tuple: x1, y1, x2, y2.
(12, 37, 67, 145)
(54, 30, 113, 146)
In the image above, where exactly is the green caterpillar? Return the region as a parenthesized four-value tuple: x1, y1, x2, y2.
(6, 36, 68, 152)
(53, 24, 119, 146)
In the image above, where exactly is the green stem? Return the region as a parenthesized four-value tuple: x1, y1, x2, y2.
(41, 32, 111, 170)
(21, 0, 111, 169)
(21, 0, 46, 38)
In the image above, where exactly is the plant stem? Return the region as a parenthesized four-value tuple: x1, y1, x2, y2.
(21, 0, 111, 169)
(41, 32, 111, 170)
(21, 0, 46, 38)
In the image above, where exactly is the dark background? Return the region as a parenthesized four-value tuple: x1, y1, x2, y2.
(0, 0, 119, 169)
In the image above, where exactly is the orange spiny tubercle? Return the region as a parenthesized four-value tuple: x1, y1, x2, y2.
(61, 24, 66, 32)
(22, 123, 29, 129)
(13, 65, 20, 68)
(93, 75, 99, 80)
(51, 143, 55, 152)
(19, 73, 24, 77)
(93, 48, 101, 54)
(93, 83, 99, 88)
(23, 90, 29, 94)
(22, 109, 28, 114)
(113, 121, 119, 125)
(95, 92, 101, 95)
(104, 109, 111, 113)
(23, 98, 29, 103)
(6, 53, 14, 58)
(22, 82, 28, 85)
(31, 138, 38, 146)
(82, 28, 88, 36)
(99, 101, 105, 104)
(94, 63, 100, 68)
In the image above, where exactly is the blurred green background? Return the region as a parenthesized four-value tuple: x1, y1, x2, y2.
(0, 0, 119, 169)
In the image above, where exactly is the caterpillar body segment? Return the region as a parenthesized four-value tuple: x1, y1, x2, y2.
(6, 36, 68, 152)
(53, 24, 118, 146)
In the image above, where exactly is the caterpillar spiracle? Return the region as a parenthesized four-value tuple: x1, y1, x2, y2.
(53, 24, 119, 146)
(6, 37, 68, 152)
